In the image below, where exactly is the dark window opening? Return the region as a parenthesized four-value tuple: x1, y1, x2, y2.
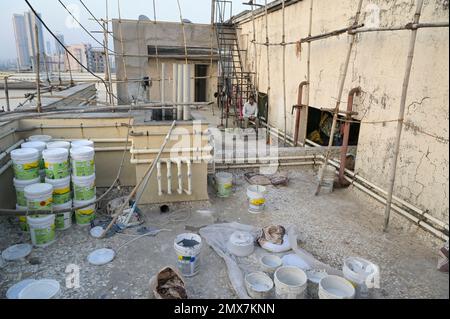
(306, 107, 360, 147)
(257, 92, 268, 124)
(195, 65, 208, 102)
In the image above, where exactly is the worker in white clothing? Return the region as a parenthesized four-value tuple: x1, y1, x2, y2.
(243, 95, 259, 129)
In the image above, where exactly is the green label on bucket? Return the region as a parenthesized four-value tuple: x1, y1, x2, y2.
(75, 209, 95, 225)
(28, 198, 53, 211)
(45, 161, 69, 179)
(53, 187, 71, 205)
(32, 224, 55, 246)
(73, 185, 95, 201)
(13, 162, 39, 180)
(16, 190, 27, 207)
(72, 160, 95, 177)
(55, 213, 70, 229)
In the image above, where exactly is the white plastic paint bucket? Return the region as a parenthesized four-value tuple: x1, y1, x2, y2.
(318, 165, 336, 193)
(21, 141, 46, 170)
(274, 266, 308, 299)
(46, 141, 71, 150)
(71, 140, 94, 149)
(70, 146, 95, 177)
(16, 205, 29, 232)
(319, 275, 356, 299)
(54, 201, 73, 231)
(11, 148, 40, 180)
(24, 183, 53, 211)
(74, 198, 96, 226)
(245, 272, 274, 299)
(174, 233, 202, 277)
(27, 135, 52, 143)
(215, 172, 233, 197)
(72, 174, 96, 201)
(45, 176, 71, 205)
(247, 185, 267, 214)
(306, 270, 328, 299)
(260, 255, 283, 277)
(14, 177, 41, 207)
(27, 214, 56, 248)
(343, 257, 380, 299)
(43, 148, 69, 180)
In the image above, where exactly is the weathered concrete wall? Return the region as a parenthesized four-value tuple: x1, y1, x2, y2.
(112, 20, 218, 105)
(236, 0, 449, 223)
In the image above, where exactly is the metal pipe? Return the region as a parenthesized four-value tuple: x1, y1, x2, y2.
(172, 63, 178, 104)
(384, 0, 425, 232)
(339, 87, 361, 184)
(183, 64, 191, 120)
(0, 139, 25, 162)
(161, 63, 166, 119)
(130, 146, 213, 154)
(293, 81, 309, 146)
(130, 155, 213, 164)
(177, 64, 184, 120)
(176, 159, 183, 195)
(157, 161, 163, 196)
(166, 160, 172, 195)
(184, 159, 192, 195)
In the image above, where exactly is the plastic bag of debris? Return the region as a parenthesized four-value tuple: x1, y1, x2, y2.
(149, 266, 188, 299)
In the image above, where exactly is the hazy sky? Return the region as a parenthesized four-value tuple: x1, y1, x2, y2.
(0, 0, 249, 60)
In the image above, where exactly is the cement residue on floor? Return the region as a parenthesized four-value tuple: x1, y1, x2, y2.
(0, 167, 448, 299)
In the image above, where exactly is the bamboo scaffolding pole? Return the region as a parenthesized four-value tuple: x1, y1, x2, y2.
(301, 24, 364, 43)
(350, 22, 449, 34)
(264, 0, 271, 142)
(315, 0, 364, 196)
(282, 0, 287, 146)
(34, 23, 42, 113)
(302, 0, 314, 145)
(384, 0, 425, 232)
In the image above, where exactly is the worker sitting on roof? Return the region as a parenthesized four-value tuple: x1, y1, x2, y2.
(243, 95, 259, 129)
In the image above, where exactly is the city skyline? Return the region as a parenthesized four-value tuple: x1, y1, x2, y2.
(0, 0, 248, 62)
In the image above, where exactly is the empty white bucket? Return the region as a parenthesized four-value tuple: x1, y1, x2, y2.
(216, 172, 233, 198)
(318, 165, 336, 193)
(174, 233, 202, 277)
(27, 214, 56, 248)
(245, 272, 274, 299)
(247, 185, 267, 214)
(45, 176, 71, 205)
(274, 266, 308, 299)
(54, 201, 73, 231)
(21, 141, 46, 170)
(71, 146, 95, 177)
(16, 205, 29, 232)
(24, 183, 53, 211)
(74, 198, 96, 226)
(72, 174, 96, 201)
(260, 255, 283, 277)
(343, 257, 380, 299)
(319, 275, 356, 299)
(28, 135, 52, 143)
(47, 141, 71, 150)
(71, 140, 94, 149)
(11, 148, 40, 180)
(14, 177, 41, 207)
(43, 148, 69, 180)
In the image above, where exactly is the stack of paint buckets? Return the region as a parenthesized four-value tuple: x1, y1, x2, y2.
(70, 140, 96, 226)
(10, 136, 97, 247)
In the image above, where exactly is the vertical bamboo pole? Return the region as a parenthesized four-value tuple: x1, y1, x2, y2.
(282, 0, 287, 146)
(264, 0, 271, 140)
(315, 0, 364, 195)
(34, 23, 42, 113)
(384, 0, 425, 231)
(4, 77, 10, 112)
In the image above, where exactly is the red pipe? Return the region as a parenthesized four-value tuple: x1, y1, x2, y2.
(339, 87, 361, 185)
(293, 81, 309, 146)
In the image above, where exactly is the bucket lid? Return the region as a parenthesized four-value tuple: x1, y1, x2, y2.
(71, 140, 94, 148)
(45, 176, 71, 186)
(47, 141, 71, 150)
(1, 243, 32, 261)
(28, 135, 52, 142)
(70, 146, 94, 158)
(87, 248, 115, 265)
(42, 148, 69, 160)
(21, 141, 46, 152)
(24, 183, 53, 197)
(14, 177, 41, 187)
(6, 279, 36, 299)
(11, 148, 39, 161)
(18, 279, 60, 299)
